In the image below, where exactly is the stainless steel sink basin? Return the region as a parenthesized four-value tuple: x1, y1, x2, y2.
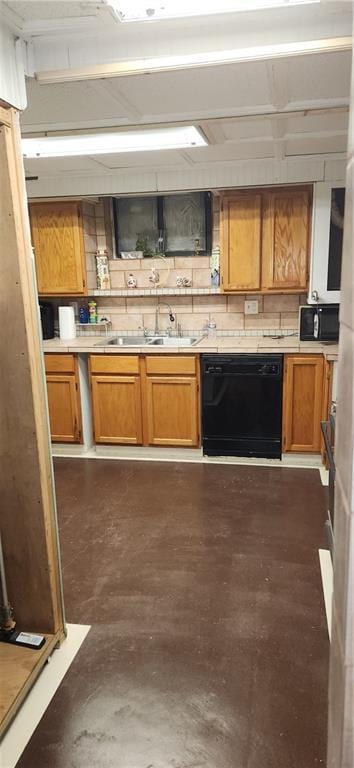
(95, 335, 200, 347)
(95, 336, 150, 346)
(149, 337, 199, 346)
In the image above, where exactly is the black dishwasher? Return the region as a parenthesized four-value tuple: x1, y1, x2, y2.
(202, 354, 283, 459)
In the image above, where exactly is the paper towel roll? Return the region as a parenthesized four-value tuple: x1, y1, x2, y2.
(59, 306, 76, 340)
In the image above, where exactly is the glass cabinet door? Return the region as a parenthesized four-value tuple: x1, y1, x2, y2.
(309, 182, 344, 304)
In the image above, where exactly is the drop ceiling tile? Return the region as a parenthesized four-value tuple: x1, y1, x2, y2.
(287, 51, 351, 102)
(115, 61, 270, 118)
(285, 135, 348, 156)
(21, 79, 129, 129)
(91, 149, 187, 169)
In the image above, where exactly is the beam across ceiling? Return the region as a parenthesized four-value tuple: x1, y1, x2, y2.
(35, 36, 352, 85)
(20, 105, 349, 139)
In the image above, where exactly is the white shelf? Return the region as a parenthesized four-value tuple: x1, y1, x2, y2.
(91, 287, 221, 297)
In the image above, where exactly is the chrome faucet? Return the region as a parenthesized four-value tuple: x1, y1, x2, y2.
(155, 301, 175, 335)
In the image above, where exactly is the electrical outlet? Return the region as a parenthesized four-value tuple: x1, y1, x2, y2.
(244, 300, 259, 315)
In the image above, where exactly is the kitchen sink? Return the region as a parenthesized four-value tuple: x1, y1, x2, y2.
(95, 336, 150, 346)
(95, 335, 200, 347)
(149, 337, 199, 346)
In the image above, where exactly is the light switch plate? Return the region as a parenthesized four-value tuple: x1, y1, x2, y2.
(244, 300, 259, 315)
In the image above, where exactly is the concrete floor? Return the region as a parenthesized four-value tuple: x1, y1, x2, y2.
(17, 459, 329, 768)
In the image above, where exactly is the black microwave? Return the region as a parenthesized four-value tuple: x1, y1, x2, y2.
(299, 304, 339, 342)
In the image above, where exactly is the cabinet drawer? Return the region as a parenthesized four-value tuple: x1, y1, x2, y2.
(44, 353, 76, 374)
(145, 355, 197, 376)
(89, 355, 140, 375)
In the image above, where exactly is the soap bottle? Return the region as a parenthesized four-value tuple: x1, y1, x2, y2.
(206, 316, 217, 338)
(88, 300, 98, 324)
(79, 305, 89, 324)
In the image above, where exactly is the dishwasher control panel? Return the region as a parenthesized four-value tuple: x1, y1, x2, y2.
(203, 355, 282, 378)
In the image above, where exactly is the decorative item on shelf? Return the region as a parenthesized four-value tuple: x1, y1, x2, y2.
(176, 276, 192, 287)
(211, 245, 220, 287)
(157, 229, 165, 254)
(136, 234, 153, 257)
(88, 300, 98, 324)
(79, 305, 89, 324)
(126, 273, 138, 289)
(149, 268, 160, 285)
(194, 237, 201, 257)
(95, 249, 111, 290)
(120, 251, 143, 259)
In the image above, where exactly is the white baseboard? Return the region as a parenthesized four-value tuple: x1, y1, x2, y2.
(52, 444, 322, 469)
(0, 623, 90, 768)
(319, 549, 333, 640)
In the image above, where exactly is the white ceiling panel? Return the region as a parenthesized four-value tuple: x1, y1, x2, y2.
(90, 150, 188, 169)
(287, 51, 351, 102)
(221, 119, 273, 141)
(21, 79, 130, 129)
(285, 111, 349, 135)
(3, 1, 99, 22)
(23, 155, 102, 174)
(285, 135, 348, 156)
(114, 62, 271, 118)
(183, 142, 275, 163)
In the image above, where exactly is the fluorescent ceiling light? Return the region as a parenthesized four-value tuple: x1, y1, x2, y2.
(107, 0, 320, 23)
(22, 126, 207, 158)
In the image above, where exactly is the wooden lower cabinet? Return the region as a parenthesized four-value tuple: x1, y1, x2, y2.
(282, 354, 324, 452)
(91, 375, 143, 444)
(44, 354, 82, 443)
(145, 376, 199, 447)
(89, 354, 200, 447)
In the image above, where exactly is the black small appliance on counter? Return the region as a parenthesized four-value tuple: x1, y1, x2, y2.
(39, 301, 54, 340)
(299, 304, 339, 343)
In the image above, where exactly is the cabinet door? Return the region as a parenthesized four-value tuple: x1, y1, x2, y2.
(221, 193, 262, 291)
(283, 355, 324, 452)
(145, 376, 199, 447)
(262, 189, 311, 291)
(46, 374, 81, 443)
(30, 201, 86, 295)
(91, 375, 143, 444)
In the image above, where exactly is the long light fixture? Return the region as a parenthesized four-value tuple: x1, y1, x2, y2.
(107, 0, 320, 23)
(22, 126, 207, 158)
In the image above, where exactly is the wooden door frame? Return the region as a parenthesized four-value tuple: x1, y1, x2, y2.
(0, 105, 65, 635)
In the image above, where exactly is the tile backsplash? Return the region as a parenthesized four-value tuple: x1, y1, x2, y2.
(69, 198, 305, 335)
(96, 292, 305, 334)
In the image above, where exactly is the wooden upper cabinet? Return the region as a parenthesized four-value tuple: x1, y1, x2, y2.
(220, 185, 312, 293)
(221, 193, 262, 291)
(262, 188, 311, 291)
(30, 201, 87, 296)
(282, 354, 324, 452)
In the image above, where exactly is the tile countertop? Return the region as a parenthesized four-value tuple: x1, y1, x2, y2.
(42, 336, 339, 361)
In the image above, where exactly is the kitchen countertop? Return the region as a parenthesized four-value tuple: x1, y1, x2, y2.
(43, 336, 339, 361)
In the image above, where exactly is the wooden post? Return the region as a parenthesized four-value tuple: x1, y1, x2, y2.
(0, 105, 65, 636)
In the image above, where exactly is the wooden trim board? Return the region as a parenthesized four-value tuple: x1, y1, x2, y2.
(0, 632, 60, 738)
(0, 105, 65, 634)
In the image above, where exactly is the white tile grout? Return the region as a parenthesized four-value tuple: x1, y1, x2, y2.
(0, 623, 90, 768)
(319, 549, 333, 640)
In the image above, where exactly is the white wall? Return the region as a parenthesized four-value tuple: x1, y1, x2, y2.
(0, 19, 27, 110)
